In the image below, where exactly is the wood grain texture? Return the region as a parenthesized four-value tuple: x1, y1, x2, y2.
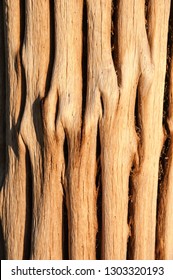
(0, 0, 172, 260)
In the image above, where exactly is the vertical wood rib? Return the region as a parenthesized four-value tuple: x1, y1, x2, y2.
(54, 0, 97, 259)
(20, 0, 58, 259)
(0, 0, 5, 189)
(132, 0, 171, 259)
(1, 0, 26, 259)
(0, 0, 6, 260)
(100, 0, 143, 259)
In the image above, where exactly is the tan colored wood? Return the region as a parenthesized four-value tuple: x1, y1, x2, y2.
(0, 0, 172, 260)
(157, 44, 173, 260)
(131, 0, 171, 259)
(1, 0, 26, 259)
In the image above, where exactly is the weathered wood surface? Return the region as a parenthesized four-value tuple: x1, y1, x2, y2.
(0, 0, 172, 260)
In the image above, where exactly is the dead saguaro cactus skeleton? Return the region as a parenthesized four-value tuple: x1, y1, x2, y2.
(0, 0, 172, 260)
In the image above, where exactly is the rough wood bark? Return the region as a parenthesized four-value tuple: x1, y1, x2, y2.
(1, 0, 27, 259)
(20, 0, 62, 260)
(0, 0, 6, 260)
(131, 0, 171, 259)
(0, 0, 172, 260)
(100, 0, 140, 259)
(157, 31, 173, 260)
(0, 0, 5, 188)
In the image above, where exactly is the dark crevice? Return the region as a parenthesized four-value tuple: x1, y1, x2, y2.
(63, 133, 69, 260)
(100, 95, 104, 117)
(145, 0, 149, 35)
(112, 0, 121, 86)
(127, 170, 135, 260)
(62, 193, 69, 260)
(32, 97, 44, 149)
(10, 125, 19, 157)
(63, 133, 69, 173)
(23, 145, 33, 260)
(155, 0, 173, 259)
(134, 87, 142, 141)
(45, 0, 55, 97)
(55, 96, 59, 128)
(96, 123, 101, 188)
(96, 122, 102, 259)
(96, 183, 102, 260)
(17, 0, 26, 132)
(81, 0, 88, 132)
(157, 138, 171, 186)
(162, 0, 173, 132)
(32, 97, 45, 195)
(155, 138, 171, 259)
(20, 0, 25, 45)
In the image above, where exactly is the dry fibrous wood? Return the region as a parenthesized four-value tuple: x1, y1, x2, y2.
(157, 27, 173, 259)
(1, 0, 26, 259)
(0, 0, 173, 260)
(131, 0, 171, 259)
